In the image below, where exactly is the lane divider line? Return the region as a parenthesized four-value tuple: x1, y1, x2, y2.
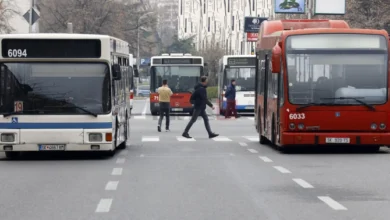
(111, 168, 123, 176)
(259, 156, 273, 162)
(105, 181, 119, 191)
(293, 178, 314, 188)
(248, 149, 259, 153)
(116, 158, 125, 164)
(95, 198, 113, 213)
(239, 142, 248, 147)
(318, 196, 347, 210)
(273, 166, 291, 174)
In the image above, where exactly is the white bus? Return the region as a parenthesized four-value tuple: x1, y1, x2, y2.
(0, 34, 132, 158)
(217, 55, 256, 115)
(149, 53, 207, 115)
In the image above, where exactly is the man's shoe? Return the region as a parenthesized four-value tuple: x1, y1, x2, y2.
(209, 133, 219, 138)
(157, 126, 161, 132)
(166, 128, 170, 132)
(182, 133, 192, 138)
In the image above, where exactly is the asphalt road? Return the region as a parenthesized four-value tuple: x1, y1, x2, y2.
(1, 98, 390, 220)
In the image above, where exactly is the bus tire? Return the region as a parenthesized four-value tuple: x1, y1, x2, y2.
(104, 150, 115, 157)
(258, 111, 267, 145)
(5, 151, 20, 159)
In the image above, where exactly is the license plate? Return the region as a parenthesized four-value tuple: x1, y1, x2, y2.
(171, 108, 183, 112)
(325, 138, 350, 144)
(39, 144, 66, 151)
(245, 106, 254, 109)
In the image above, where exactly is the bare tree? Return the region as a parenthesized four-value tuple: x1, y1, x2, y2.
(344, 0, 390, 29)
(0, 0, 18, 34)
(195, 34, 225, 86)
(38, 0, 158, 55)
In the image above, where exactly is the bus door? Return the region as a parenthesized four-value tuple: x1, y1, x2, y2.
(262, 54, 270, 131)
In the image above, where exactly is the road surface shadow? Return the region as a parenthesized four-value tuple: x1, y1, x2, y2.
(0, 148, 128, 161)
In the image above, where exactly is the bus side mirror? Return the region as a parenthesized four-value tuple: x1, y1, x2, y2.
(112, 64, 121, 80)
(133, 65, 139, 77)
(271, 45, 282, 73)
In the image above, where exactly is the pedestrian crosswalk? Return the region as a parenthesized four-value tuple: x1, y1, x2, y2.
(137, 135, 259, 143)
(131, 115, 255, 121)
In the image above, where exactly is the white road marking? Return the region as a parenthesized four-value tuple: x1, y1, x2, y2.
(181, 116, 190, 120)
(247, 149, 258, 153)
(239, 142, 248, 147)
(142, 136, 159, 142)
(141, 98, 149, 116)
(116, 158, 125, 164)
(247, 117, 255, 120)
(111, 168, 123, 175)
(293, 178, 314, 188)
(318, 196, 347, 210)
(273, 166, 291, 174)
(177, 136, 196, 141)
(259, 156, 273, 162)
(95, 199, 113, 213)
(212, 136, 232, 141)
(244, 136, 259, 142)
(134, 115, 146, 119)
(105, 181, 119, 190)
(140, 154, 145, 157)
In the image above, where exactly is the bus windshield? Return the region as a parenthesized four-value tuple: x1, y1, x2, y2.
(286, 53, 387, 105)
(153, 66, 201, 92)
(0, 63, 111, 115)
(225, 67, 255, 91)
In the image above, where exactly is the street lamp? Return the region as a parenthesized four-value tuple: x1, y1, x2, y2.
(137, 11, 155, 71)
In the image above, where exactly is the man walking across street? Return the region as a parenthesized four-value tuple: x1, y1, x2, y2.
(182, 76, 219, 139)
(157, 79, 172, 132)
(224, 79, 239, 119)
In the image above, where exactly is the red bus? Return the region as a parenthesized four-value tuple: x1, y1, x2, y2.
(255, 19, 390, 151)
(149, 53, 207, 115)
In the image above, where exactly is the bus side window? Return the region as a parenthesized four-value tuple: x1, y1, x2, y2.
(259, 58, 265, 95)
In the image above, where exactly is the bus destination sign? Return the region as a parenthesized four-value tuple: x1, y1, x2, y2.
(1, 39, 101, 58)
(161, 58, 202, 65)
(227, 57, 256, 66)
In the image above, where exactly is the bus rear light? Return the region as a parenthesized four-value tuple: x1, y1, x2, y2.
(89, 133, 102, 142)
(105, 133, 112, 142)
(91, 145, 100, 150)
(289, 123, 295, 130)
(380, 123, 386, 130)
(298, 124, 304, 130)
(371, 123, 377, 130)
(130, 92, 134, 99)
(1, 133, 15, 142)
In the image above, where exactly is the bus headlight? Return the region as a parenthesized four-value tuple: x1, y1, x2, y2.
(289, 123, 295, 130)
(371, 123, 377, 130)
(1, 133, 15, 142)
(380, 123, 386, 130)
(298, 124, 304, 130)
(89, 133, 102, 142)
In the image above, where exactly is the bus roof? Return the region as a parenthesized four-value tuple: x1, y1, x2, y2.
(256, 19, 350, 50)
(0, 33, 112, 40)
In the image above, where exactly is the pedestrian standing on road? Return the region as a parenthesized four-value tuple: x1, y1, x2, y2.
(157, 79, 172, 132)
(182, 76, 219, 139)
(224, 79, 239, 119)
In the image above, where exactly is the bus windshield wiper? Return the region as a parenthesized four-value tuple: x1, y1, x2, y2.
(3, 110, 42, 117)
(296, 102, 330, 111)
(44, 105, 98, 117)
(321, 97, 375, 111)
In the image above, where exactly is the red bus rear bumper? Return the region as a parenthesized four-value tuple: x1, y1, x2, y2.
(282, 132, 390, 146)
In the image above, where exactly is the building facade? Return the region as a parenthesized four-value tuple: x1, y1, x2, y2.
(178, 0, 274, 55)
(149, 0, 178, 47)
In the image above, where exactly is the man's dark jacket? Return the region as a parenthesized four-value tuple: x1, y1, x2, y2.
(224, 84, 236, 100)
(190, 83, 213, 110)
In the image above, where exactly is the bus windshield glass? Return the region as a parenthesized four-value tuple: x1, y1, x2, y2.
(0, 63, 111, 115)
(153, 66, 201, 92)
(225, 67, 255, 91)
(286, 34, 388, 105)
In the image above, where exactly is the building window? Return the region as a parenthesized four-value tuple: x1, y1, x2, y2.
(214, 20, 217, 32)
(252, 0, 255, 11)
(232, 16, 234, 30)
(228, 0, 230, 12)
(180, 0, 183, 15)
(204, 0, 206, 14)
(208, 17, 210, 32)
(185, 18, 187, 33)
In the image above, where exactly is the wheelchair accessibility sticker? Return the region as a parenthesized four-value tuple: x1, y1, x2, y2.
(11, 117, 18, 123)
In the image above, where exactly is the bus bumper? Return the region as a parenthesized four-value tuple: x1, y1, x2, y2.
(150, 103, 193, 113)
(0, 128, 114, 152)
(282, 132, 390, 147)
